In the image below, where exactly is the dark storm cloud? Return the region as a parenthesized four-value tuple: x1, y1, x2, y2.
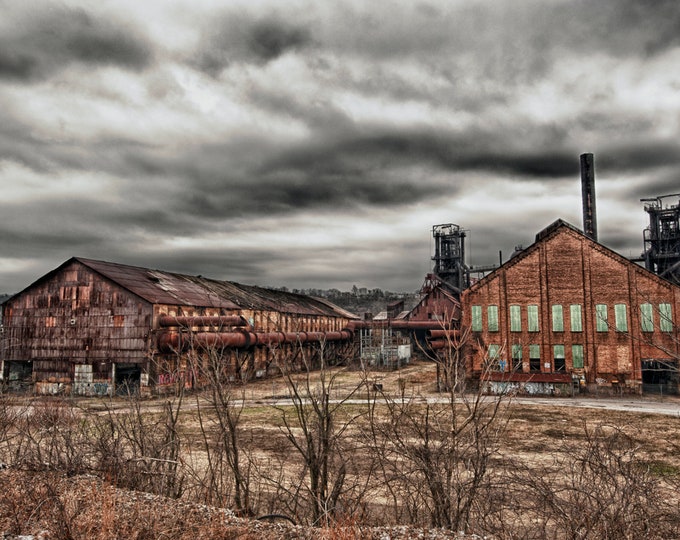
(598, 141, 680, 172)
(128, 248, 283, 286)
(262, 130, 580, 182)
(0, 6, 153, 81)
(248, 20, 311, 61)
(0, 109, 158, 175)
(194, 14, 312, 75)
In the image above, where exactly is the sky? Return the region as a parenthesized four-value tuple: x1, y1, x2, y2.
(1, 0, 679, 294)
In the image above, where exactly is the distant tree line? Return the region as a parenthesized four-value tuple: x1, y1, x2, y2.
(274, 286, 419, 316)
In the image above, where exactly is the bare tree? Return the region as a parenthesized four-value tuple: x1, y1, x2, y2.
(187, 347, 254, 514)
(275, 337, 370, 526)
(513, 422, 680, 539)
(366, 326, 511, 532)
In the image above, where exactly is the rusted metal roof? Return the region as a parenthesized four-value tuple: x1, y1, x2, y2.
(76, 258, 358, 318)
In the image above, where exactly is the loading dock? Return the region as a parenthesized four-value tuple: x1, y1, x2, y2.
(642, 359, 679, 395)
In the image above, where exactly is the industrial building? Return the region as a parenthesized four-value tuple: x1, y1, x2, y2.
(461, 219, 680, 394)
(416, 154, 680, 395)
(0, 257, 357, 395)
(2, 152, 678, 397)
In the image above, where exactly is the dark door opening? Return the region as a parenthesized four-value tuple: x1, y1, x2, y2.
(115, 363, 141, 396)
(642, 360, 678, 395)
(5, 361, 33, 392)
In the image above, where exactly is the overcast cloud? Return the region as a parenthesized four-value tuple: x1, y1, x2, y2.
(1, 0, 679, 293)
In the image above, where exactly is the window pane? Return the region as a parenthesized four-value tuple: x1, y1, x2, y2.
(660, 303, 673, 332)
(471, 305, 482, 332)
(640, 303, 654, 332)
(615, 304, 628, 332)
(554, 345, 565, 371)
(511, 344, 522, 371)
(488, 305, 499, 332)
(528, 305, 539, 332)
(529, 344, 540, 372)
(552, 304, 564, 332)
(488, 344, 503, 371)
(572, 344, 584, 369)
(596, 304, 608, 332)
(570, 304, 582, 332)
(510, 305, 521, 332)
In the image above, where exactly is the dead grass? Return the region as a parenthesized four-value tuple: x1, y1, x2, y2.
(4, 359, 680, 538)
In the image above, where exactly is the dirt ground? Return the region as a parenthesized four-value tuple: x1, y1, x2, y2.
(4, 359, 680, 539)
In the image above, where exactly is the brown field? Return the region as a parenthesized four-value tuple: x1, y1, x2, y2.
(2, 359, 680, 539)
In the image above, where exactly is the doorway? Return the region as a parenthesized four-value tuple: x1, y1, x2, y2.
(114, 363, 142, 396)
(642, 359, 678, 395)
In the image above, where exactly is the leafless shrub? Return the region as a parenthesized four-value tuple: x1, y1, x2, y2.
(186, 348, 256, 514)
(507, 423, 680, 539)
(9, 398, 93, 476)
(273, 339, 371, 526)
(366, 327, 510, 532)
(89, 394, 185, 498)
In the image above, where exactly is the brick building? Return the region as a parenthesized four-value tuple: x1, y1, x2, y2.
(461, 220, 680, 395)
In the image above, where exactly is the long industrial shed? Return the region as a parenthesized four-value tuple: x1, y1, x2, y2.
(0, 257, 358, 396)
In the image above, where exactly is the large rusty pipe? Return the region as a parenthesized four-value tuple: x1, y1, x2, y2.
(194, 331, 257, 348)
(158, 328, 354, 353)
(428, 339, 452, 350)
(389, 320, 453, 330)
(345, 320, 368, 331)
(158, 315, 250, 328)
(158, 331, 183, 352)
(426, 329, 460, 339)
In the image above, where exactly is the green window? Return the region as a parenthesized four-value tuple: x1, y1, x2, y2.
(596, 304, 608, 332)
(552, 304, 564, 332)
(570, 304, 582, 332)
(488, 344, 502, 371)
(615, 303, 628, 332)
(572, 344, 584, 369)
(510, 305, 522, 332)
(529, 344, 541, 372)
(528, 304, 539, 332)
(471, 305, 482, 332)
(660, 303, 673, 332)
(640, 303, 654, 332)
(511, 344, 522, 371)
(554, 345, 565, 371)
(487, 305, 499, 332)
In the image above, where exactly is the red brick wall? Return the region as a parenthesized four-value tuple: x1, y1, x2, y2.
(462, 225, 680, 387)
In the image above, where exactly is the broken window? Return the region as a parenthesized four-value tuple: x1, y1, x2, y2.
(572, 344, 584, 369)
(570, 304, 582, 332)
(511, 344, 522, 371)
(487, 344, 502, 371)
(554, 344, 565, 372)
(640, 303, 654, 333)
(529, 344, 540, 372)
(659, 303, 673, 332)
(471, 305, 482, 332)
(487, 305, 499, 332)
(596, 304, 608, 332)
(552, 304, 564, 332)
(510, 305, 521, 332)
(527, 305, 539, 332)
(615, 303, 628, 332)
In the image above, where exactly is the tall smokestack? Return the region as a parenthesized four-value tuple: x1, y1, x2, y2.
(580, 152, 598, 242)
